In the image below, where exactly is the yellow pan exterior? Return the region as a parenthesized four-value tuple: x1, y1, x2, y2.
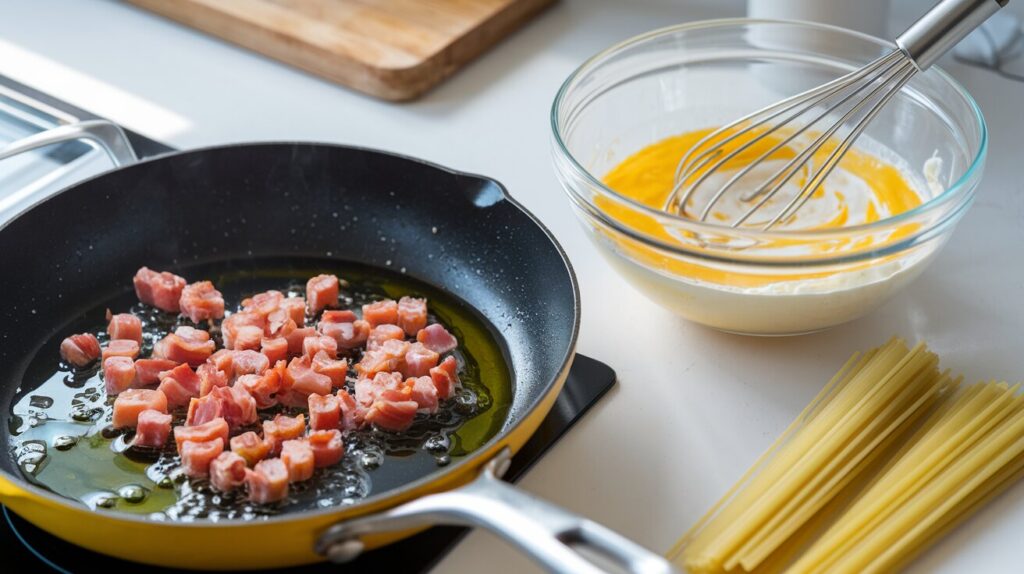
(0, 360, 571, 570)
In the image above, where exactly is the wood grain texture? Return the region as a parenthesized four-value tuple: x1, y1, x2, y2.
(126, 0, 554, 101)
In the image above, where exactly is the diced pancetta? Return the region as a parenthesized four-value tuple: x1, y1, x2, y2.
(157, 363, 201, 408)
(367, 324, 405, 351)
(320, 319, 370, 350)
(230, 431, 271, 467)
(284, 355, 332, 397)
(281, 439, 315, 482)
(222, 311, 267, 350)
(153, 326, 215, 366)
(284, 326, 317, 356)
(354, 371, 404, 407)
(232, 325, 264, 352)
(235, 368, 282, 409)
(208, 349, 234, 373)
(246, 458, 289, 504)
(107, 312, 142, 344)
(311, 352, 347, 387)
(397, 297, 428, 337)
(197, 363, 229, 396)
(407, 376, 439, 413)
(306, 274, 339, 314)
(337, 389, 362, 430)
(60, 333, 101, 368)
(112, 388, 168, 428)
(263, 414, 306, 455)
(362, 299, 398, 327)
(241, 290, 284, 319)
(403, 342, 439, 378)
(102, 339, 140, 361)
(209, 451, 247, 492)
(364, 389, 418, 432)
(303, 335, 338, 360)
(174, 417, 229, 453)
(179, 281, 225, 323)
(135, 358, 180, 385)
(429, 355, 460, 400)
(308, 429, 344, 468)
(133, 267, 186, 312)
(416, 323, 458, 354)
(230, 349, 271, 379)
(261, 337, 289, 364)
(181, 438, 224, 477)
(356, 339, 410, 377)
(103, 356, 137, 394)
(319, 310, 357, 325)
(132, 409, 172, 448)
(280, 297, 306, 325)
(266, 309, 297, 340)
(308, 393, 340, 430)
(187, 385, 256, 429)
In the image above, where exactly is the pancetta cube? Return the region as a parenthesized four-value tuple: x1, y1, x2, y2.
(112, 389, 168, 428)
(222, 311, 266, 350)
(308, 393, 340, 430)
(397, 297, 428, 336)
(367, 324, 405, 351)
(407, 376, 439, 414)
(308, 429, 345, 468)
(263, 414, 306, 455)
(157, 363, 201, 408)
(402, 342, 439, 378)
(174, 417, 229, 453)
(103, 356, 137, 395)
(134, 358, 180, 385)
(362, 299, 398, 327)
(209, 451, 247, 492)
(284, 355, 332, 397)
(153, 326, 215, 366)
(261, 337, 289, 364)
(280, 439, 315, 482)
(102, 339, 140, 361)
(306, 274, 339, 315)
(107, 312, 142, 344)
(133, 267, 186, 312)
(61, 333, 101, 368)
(416, 323, 458, 354)
(230, 431, 271, 467)
(181, 438, 224, 477)
(302, 335, 338, 360)
(179, 281, 225, 323)
(246, 458, 289, 504)
(132, 409, 172, 448)
(197, 363, 229, 396)
(311, 352, 347, 387)
(320, 320, 370, 350)
(429, 356, 459, 400)
(241, 290, 284, 319)
(365, 389, 418, 432)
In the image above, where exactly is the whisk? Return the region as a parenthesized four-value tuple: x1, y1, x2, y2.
(665, 0, 1008, 230)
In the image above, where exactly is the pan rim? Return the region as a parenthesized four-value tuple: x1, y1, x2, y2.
(1, 141, 582, 529)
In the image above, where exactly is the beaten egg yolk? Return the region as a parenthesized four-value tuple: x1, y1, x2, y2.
(595, 128, 927, 288)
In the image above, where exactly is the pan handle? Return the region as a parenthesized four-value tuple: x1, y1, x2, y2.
(0, 119, 138, 167)
(315, 448, 680, 574)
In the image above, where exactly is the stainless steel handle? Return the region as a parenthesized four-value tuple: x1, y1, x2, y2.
(0, 119, 137, 224)
(0, 119, 137, 167)
(316, 448, 680, 574)
(896, 0, 1009, 70)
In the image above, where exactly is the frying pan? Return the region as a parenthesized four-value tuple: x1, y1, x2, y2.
(0, 121, 677, 573)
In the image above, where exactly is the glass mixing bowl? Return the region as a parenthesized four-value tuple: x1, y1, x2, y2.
(551, 19, 986, 335)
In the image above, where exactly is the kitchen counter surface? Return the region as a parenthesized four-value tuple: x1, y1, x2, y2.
(2, 1, 1023, 572)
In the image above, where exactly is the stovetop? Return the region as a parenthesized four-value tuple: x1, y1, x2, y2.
(0, 74, 616, 572)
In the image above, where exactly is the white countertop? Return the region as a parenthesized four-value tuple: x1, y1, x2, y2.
(3, 1, 1024, 572)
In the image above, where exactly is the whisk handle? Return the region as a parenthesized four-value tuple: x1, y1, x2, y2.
(896, 0, 1008, 70)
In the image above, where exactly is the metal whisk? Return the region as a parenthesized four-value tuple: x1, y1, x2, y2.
(665, 0, 1008, 230)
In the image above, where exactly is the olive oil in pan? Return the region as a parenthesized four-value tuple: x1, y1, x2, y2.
(8, 259, 513, 520)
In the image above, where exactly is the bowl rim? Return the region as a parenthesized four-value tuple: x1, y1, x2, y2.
(550, 17, 988, 242)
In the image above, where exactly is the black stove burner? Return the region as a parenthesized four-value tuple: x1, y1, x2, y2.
(0, 75, 616, 573)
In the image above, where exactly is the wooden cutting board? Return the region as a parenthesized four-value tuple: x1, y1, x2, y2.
(126, 0, 554, 101)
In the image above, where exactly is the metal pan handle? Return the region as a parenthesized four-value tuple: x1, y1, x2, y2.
(0, 120, 138, 224)
(0, 119, 137, 167)
(316, 448, 680, 574)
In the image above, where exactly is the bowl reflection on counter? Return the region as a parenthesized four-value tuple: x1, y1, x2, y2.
(551, 19, 986, 335)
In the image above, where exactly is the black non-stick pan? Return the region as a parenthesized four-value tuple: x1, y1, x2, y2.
(0, 121, 677, 573)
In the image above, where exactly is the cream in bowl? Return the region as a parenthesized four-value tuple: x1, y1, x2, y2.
(551, 19, 986, 335)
